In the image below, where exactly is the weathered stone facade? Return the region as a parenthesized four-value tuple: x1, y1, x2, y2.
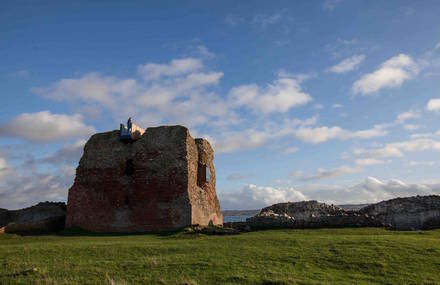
(66, 125, 222, 232)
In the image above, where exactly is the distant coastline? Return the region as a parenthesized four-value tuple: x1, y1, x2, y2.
(222, 204, 370, 216)
(222, 210, 260, 216)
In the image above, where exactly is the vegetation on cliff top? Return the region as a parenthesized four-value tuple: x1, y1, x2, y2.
(1, 228, 440, 284)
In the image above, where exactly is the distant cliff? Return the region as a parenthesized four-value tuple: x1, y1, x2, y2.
(0, 202, 66, 234)
(359, 195, 440, 230)
(226, 195, 440, 231)
(222, 210, 260, 217)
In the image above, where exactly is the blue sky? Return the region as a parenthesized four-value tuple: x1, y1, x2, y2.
(1, 0, 440, 209)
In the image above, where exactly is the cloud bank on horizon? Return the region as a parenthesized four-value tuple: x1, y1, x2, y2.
(1, 1, 440, 209)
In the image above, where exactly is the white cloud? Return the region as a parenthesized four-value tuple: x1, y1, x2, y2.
(353, 138, 440, 161)
(197, 45, 215, 59)
(332, 104, 343, 108)
(408, 161, 439, 166)
(410, 132, 438, 139)
(307, 176, 439, 205)
(371, 110, 421, 133)
(36, 54, 383, 155)
(284, 146, 299, 154)
(208, 117, 316, 153)
(392, 138, 440, 152)
(31, 55, 329, 153)
(0, 148, 76, 209)
(328, 54, 365, 73)
(426, 98, 440, 112)
(220, 177, 440, 209)
(355, 158, 385, 166)
(33, 56, 228, 129)
(353, 145, 403, 158)
(0, 156, 6, 169)
(220, 184, 307, 210)
(0, 169, 72, 209)
(0, 155, 10, 179)
(324, 38, 361, 59)
(0, 111, 95, 142)
(137, 58, 203, 81)
(396, 110, 420, 123)
(211, 116, 385, 153)
(32, 72, 138, 110)
(301, 165, 360, 181)
(293, 126, 386, 144)
(352, 54, 418, 95)
(41, 139, 86, 164)
(211, 129, 269, 153)
(228, 73, 312, 114)
(290, 170, 303, 178)
(435, 42, 440, 50)
(403, 124, 422, 131)
(30, 53, 399, 156)
(294, 127, 343, 144)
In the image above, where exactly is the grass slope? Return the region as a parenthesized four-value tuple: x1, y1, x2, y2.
(0, 228, 439, 284)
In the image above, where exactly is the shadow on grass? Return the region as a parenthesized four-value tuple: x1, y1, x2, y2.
(13, 225, 240, 238)
(58, 227, 183, 237)
(4, 226, 184, 237)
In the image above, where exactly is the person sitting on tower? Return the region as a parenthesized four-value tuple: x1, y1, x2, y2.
(127, 117, 132, 132)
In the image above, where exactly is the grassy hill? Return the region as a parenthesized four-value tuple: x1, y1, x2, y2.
(1, 228, 439, 284)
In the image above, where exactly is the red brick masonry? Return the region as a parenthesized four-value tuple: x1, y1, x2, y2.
(66, 125, 222, 232)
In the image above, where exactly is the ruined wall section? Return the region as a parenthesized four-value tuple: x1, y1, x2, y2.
(133, 126, 192, 230)
(66, 130, 134, 232)
(66, 126, 193, 232)
(188, 138, 222, 226)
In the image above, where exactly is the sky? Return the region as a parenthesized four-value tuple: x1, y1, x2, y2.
(1, 0, 440, 210)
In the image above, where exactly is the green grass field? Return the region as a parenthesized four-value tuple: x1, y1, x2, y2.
(1, 228, 439, 284)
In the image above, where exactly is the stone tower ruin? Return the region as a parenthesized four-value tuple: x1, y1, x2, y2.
(66, 124, 222, 232)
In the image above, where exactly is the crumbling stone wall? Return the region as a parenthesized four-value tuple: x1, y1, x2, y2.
(66, 125, 222, 232)
(189, 138, 222, 225)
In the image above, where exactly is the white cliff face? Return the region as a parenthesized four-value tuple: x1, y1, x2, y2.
(237, 196, 440, 231)
(260, 200, 345, 222)
(359, 195, 440, 230)
(242, 200, 382, 230)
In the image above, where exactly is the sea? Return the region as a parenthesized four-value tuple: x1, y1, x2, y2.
(223, 214, 253, 223)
